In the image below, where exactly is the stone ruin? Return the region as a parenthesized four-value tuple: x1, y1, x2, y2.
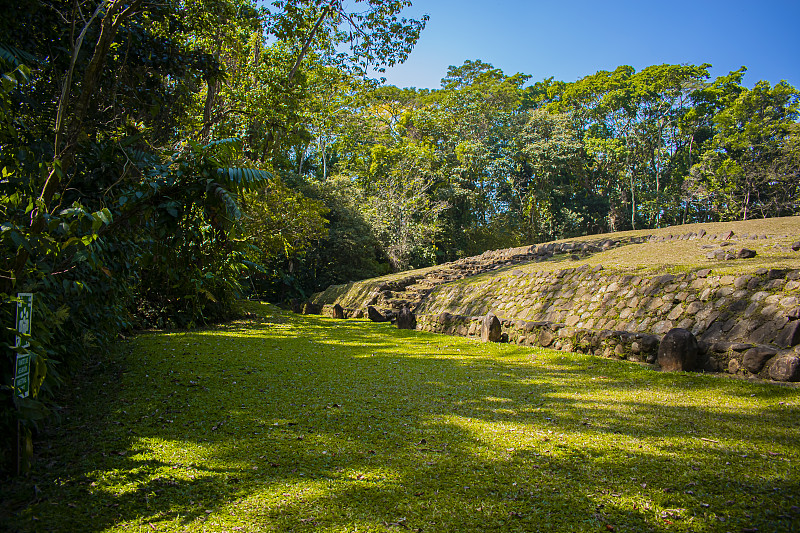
(309, 230, 800, 382)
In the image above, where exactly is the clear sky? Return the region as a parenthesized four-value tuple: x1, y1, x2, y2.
(378, 0, 800, 90)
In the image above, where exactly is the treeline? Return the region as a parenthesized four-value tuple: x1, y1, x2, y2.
(299, 60, 799, 283)
(0, 0, 798, 472)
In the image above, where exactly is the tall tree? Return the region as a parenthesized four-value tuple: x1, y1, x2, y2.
(687, 79, 800, 220)
(548, 64, 711, 230)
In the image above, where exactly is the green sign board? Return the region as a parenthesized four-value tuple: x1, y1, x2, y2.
(14, 293, 33, 399)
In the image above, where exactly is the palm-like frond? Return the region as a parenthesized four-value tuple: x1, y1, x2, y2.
(0, 43, 37, 70)
(206, 181, 243, 222)
(216, 167, 272, 192)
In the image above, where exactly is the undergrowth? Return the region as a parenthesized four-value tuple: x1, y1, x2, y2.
(1, 301, 798, 532)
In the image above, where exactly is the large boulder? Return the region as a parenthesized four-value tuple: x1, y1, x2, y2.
(742, 346, 778, 373)
(396, 305, 417, 330)
(367, 305, 387, 322)
(657, 328, 699, 372)
(769, 354, 800, 382)
(481, 312, 502, 343)
(331, 303, 345, 319)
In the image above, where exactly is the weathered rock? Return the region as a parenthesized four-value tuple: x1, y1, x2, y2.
(728, 319, 759, 340)
(667, 304, 685, 321)
(640, 335, 659, 354)
(769, 354, 800, 382)
(746, 321, 779, 345)
(791, 241, 800, 252)
(685, 301, 704, 315)
(367, 305, 387, 322)
(742, 346, 778, 373)
(302, 301, 320, 315)
(737, 248, 757, 259)
(657, 328, 699, 372)
(481, 312, 502, 342)
(704, 355, 720, 372)
(775, 321, 800, 348)
(396, 305, 417, 330)
(332, 303, 345, 319)
(437, 312, 454, 325)
(768, 268, 787, 279)
(352, 308, 364, 319)
(538, 329, 555, 347)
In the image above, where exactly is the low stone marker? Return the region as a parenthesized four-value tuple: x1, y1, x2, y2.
(397, 305, 416, 330)
(481, 312, 502, 342)
(657, 328, 699, 372)
(367, 305, 387, 322)
(332, 303, 344, 319)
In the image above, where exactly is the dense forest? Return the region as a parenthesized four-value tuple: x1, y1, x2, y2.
(1, 0, 798, 471)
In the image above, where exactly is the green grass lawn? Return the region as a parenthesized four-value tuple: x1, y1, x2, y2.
(3, 302, 799, 532)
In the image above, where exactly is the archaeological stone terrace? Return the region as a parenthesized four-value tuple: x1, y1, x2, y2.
(311, 219, 800, 383)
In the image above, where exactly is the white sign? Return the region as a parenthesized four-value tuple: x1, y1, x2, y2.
(14, 293, 33, 399)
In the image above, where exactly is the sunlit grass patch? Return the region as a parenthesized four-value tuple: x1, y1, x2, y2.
(2, 301, 799, 532)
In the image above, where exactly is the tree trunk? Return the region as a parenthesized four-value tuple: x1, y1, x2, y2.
(201, 78, 219, 143)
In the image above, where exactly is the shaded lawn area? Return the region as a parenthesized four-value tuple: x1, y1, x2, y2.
(2, 302, 799, 532)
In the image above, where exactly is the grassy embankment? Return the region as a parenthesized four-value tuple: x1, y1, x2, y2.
(1, 301, 799, 532)
(316, 216, 800, 307)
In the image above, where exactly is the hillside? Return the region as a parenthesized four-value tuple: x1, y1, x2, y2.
(314, 217, 800, 382)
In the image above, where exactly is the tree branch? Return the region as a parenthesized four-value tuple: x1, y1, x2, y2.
(286, 1, 337, 87)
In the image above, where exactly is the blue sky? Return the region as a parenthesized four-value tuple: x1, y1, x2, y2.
(378, 0, 800, 90)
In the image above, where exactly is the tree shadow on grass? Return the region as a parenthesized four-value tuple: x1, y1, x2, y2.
(2, 308, 799, 532)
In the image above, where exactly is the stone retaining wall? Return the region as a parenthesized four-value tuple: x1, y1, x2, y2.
(313, 229, 800, 382)
(412, 266, 800, 381)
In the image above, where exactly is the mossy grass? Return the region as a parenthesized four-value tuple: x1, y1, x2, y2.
(2, 302, 799, 532)
(452, 216, 800, 289)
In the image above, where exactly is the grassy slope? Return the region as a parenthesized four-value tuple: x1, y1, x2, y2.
(2, 302, 799, 533)
(539, 216, 800, 275)
(433, 217, 800, 290)
(316, 216, 800, 303)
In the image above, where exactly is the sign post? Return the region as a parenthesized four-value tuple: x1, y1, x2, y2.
(14, 293, 33, 399)
(11, 293, 33, 474)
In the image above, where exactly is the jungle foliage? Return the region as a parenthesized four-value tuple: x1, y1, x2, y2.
(0, 0, 427, 473)
(1, 0, 798, 474)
